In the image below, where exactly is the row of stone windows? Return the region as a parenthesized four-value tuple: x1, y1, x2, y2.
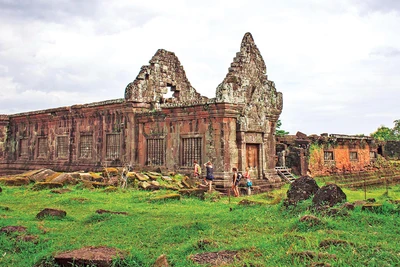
(19, 134, 120, 160)
(18, 135, 203, 166)
(323, 151, 377, 162)
(146, 137, 202, 166)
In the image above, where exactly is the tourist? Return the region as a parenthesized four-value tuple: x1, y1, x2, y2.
(204, 161, 214, 192)
(121, 167, 128, 189)
(231, 167, 240, 197)
(193, 160, 201, 179)
(244, 167, 252, 195)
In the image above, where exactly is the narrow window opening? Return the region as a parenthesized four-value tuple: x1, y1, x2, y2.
(349, 151, 358, 161)
(324, 151, 334, 161)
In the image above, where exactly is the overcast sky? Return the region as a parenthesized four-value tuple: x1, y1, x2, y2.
(0, 0, 399, 136)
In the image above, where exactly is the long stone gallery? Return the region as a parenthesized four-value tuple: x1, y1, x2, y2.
(0, 33, 283, 189)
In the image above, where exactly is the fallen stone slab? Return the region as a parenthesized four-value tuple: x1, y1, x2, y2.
(102, 168, 119, 178)
(36, 208, 66, 220)
(139, 181, 151, 189)
(146, 171, 162, 180)
(181, 176, 195, 188)
(52, 173, 78, 185)
(0, 177, 30, 186)
(79, 173, 94, 181)
(0, 225, 27, 234)
(29, 169, 57, 182)
(54, 246, 126, 267)
(136, 173, 150, 181)
(19, 169, 43, 178)
(161, 176, 173, 182)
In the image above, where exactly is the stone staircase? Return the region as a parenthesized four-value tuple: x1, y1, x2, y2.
(275, 167, 296, 183)
(215, 178, 285, 195)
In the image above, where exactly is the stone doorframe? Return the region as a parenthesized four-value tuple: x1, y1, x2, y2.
(237, 131, 265, 179)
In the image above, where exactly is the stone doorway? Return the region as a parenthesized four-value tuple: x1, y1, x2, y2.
(246, 144, 260, 179)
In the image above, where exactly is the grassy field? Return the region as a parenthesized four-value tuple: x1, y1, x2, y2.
(0, 179, 399, 267)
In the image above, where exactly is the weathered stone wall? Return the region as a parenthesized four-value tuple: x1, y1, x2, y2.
(2, 100, 136, 172)
(308, 141, 376, 177)
(0, 115, 9, 160)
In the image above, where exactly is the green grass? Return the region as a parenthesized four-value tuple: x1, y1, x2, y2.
(0, 183, 399, 267)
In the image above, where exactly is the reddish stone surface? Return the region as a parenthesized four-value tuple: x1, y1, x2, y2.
(54, 246, 126, 267)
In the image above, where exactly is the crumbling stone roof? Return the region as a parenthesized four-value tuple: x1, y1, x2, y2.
(216, 32, 283, 131)
(124, 49, 207, 104)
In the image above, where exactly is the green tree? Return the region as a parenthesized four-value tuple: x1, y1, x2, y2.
(393, 119, 400, 137)
(371, 120, 400, 141)
(276, 119, 289, 137)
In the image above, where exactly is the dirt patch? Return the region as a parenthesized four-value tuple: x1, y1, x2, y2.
(0, 225, 27, 234)
(96, 209, 128, 215)
(54, 246, 126, 267)
(299, 215, 321, 226)
(319, 239, 352, 248)
(16, 235, 39, 243)
(190, 250, 239, 265)
(70, 197, 89, 203)
(36, 208, 66, 220)
(238, 199, 264, 206)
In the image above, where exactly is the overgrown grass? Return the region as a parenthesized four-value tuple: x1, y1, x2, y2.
(0, 183, 399, 266)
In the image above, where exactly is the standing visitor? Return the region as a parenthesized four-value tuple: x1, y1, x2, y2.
(204, 161, 214, 192)
(193, 160, 201, 179)
(244, 167, 252, 195)
(231, 167, 240, 197)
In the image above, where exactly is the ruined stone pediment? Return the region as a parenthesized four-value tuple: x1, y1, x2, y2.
(124, 49, 206, 106)
(216, 33, 283, 131)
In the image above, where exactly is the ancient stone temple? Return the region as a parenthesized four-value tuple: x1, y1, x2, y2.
(0, 32, 283, 188)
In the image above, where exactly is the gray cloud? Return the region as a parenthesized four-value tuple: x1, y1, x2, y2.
(352, 0, 400, 14)
(0, 0, 98, 22)
(370, 46, 400, 57)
